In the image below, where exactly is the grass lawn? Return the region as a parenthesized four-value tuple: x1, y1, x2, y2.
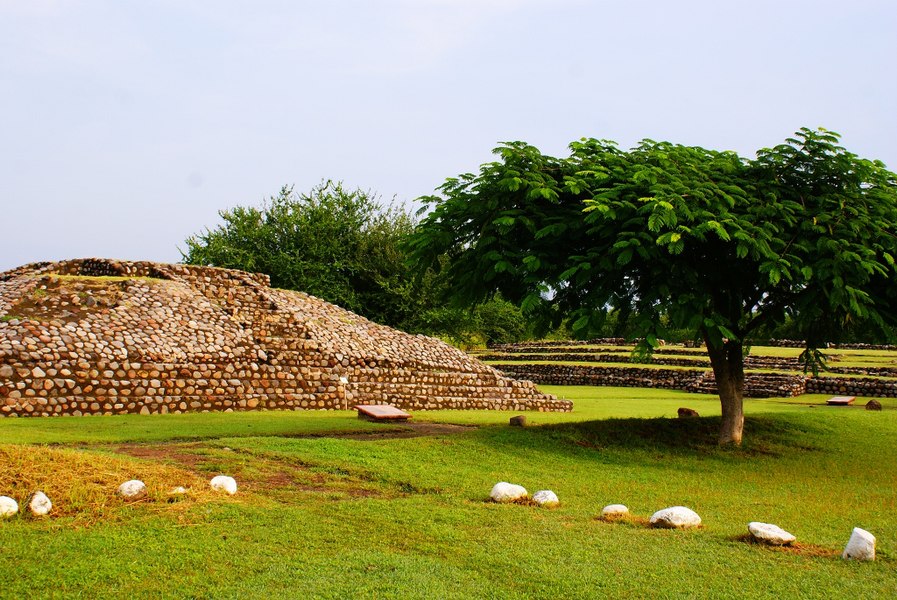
(2, 388, 896, 598)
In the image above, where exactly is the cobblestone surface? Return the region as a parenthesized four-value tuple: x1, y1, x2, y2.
(0, 259, 570, 417)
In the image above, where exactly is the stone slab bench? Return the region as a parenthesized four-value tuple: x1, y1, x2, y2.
(827, 396, 856, 406)
(355, 404, 412, 422)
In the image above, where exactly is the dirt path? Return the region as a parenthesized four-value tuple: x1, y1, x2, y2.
(338, 422, 476, 440)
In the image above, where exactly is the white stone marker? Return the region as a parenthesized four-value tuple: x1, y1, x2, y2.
(490, 482, 528, 503)
(210, 475, 238, 495)
(28, 491, 52, 516)
(118, 479, 147, 499)
(842, 527, 876, 561)
(601, 504, 630, 518)
(532, 490, 559, 507)
(0, 496, 19, 517)
(650, 506, 702, 529)
(748, 522, 795, 546)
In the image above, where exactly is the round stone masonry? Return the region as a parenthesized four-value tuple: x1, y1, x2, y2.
(748, 522, 795, 546)
(0, 496, 19, 517)
(27, 491, 52, 516)
(118, 479, 147, 499)
(0, 258, 572, 418)
(650, 506, 701, 529)
(601, 504, 630, 518)
(842, 527, 876, 561)
(490, 482, 528, 503)
(532, 490, 559, 507)
(210, 475, 238, 495)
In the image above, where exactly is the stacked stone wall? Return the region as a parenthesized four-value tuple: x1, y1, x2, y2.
(760, 339, 897, 351)
(479, 351, 804, 371)
(805, 376, 897, 398)
(1, 259, 570, 417)
(493, 364, 705, 391)
(478, 353, 711, 368)
(495, 338, 897, 352)
(495, 362, 896, 399)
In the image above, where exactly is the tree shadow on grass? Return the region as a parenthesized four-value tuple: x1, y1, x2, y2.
(478, 414, 824, 462)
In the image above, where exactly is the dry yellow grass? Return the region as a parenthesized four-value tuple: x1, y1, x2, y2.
(0, 444, 229, 525)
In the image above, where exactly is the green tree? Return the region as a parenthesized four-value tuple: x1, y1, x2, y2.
(407, 128, 897, 444)
(182, 181, 418, 327)
(182, 180, 535, 345)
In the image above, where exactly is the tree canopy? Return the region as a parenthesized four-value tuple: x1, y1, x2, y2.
(182, 181, 417, 327)
(407, 128, 897, 444)
(181, 180, 532, 346)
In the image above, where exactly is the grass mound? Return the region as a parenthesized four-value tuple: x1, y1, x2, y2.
(0, 445, 223, 524)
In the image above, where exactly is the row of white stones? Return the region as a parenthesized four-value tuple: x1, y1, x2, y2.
(0, 492, 51, 517)
(0, 475, 239, 518)
(491, 483, 877, 561)
(2, 478, 878, 562)
(117, 475, 238, 498)
(608, 504, 876, 560)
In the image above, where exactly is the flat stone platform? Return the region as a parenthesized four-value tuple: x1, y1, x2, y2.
(356, 404, 412, 422)
(827, 396, 856, 406)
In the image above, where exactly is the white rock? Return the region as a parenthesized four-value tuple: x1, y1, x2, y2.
(0, 496, 18, 517)
(532, 490, 559, 507)
(842, 527, 876, 561)
(748, 522, 795, 546)
(118, 479, 147, 499)
(650, 506, 702, 529)
(169, 486, 187, 495)
(490, 481, 528, 503)
(28, 491, 52, 516)
(602, 504, 630, 518)
(210, 475, 238, 495)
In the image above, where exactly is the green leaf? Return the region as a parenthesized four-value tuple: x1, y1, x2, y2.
(572, 315, 590, 332)
(617, 249, 633, 266)
(493, 261, 513, 273)
(522, 256, 541, 271)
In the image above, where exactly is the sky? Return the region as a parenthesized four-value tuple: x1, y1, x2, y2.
(2, 0, 896, 272)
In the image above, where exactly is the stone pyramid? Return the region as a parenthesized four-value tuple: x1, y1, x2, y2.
(0, 259, 570, 417)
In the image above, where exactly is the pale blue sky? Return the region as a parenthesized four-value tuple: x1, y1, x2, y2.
(2, 0, 895, 272)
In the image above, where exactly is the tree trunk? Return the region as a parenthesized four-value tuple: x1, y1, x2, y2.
(704, 336, 745, 445)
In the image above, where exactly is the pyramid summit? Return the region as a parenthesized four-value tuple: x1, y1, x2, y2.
(0, 258, 569, 417)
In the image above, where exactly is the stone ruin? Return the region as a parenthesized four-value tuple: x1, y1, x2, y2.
(0, 259, 570, 417)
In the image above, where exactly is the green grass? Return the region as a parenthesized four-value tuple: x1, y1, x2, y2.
(0, 410, 395, 445)
(2, 389, 896, 598)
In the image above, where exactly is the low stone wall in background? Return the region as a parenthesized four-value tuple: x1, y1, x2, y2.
(805, 377, 897, 398)
(495, 363, 897, 399)
(757, 339, 897, 351)
(493, 363, 704, 391)
(480, 352, 807, 371)
(493, 338, 897, 352)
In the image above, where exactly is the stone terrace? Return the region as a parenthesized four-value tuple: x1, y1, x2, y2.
(0, 259, 570, 417)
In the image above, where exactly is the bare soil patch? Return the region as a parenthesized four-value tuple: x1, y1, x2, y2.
(115, 443, 206, 470)
(108, 429, 462, 501)
(337, 422, 475, 440)
(732, 534, 837, 557)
